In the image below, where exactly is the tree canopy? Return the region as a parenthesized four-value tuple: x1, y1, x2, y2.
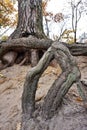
(0, 0, 17, 28)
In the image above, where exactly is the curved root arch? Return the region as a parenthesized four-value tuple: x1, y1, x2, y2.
(22, 42, 81, 119)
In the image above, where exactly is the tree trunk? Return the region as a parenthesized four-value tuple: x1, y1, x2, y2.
(7, 0, 46, 67)
(9, 0, 45, 40)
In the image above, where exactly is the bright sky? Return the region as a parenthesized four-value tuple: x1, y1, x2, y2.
(46, 0, 66, 13)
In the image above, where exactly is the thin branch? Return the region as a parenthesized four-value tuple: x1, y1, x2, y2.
(77, 10, 83, 22)
(0, 27, 11, 37)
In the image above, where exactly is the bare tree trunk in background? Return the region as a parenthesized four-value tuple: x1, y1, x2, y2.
(71, 0, 82, 43)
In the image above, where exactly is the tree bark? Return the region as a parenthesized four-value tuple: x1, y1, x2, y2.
(21, 42, 82, 129)
(22, 46, 53, 118)
(7, 0, 46, 67)
(42, 43, 81, 118)
(9, 0, 45, 40)
(30, 49, 39, 67)
(1, 37, 87, 59)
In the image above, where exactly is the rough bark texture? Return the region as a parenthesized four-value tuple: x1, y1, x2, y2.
(21, 42, 83, 129)
(0, 37, 52, 57)
(7, 0, 46, 67)
(0, 37, 52, 68)
(30, 49, 39, 67)
(42, 43, 81, 118)
(22, 47, 53, 116)
(9, 0, 45, 40)
(1, 37, 87, 58)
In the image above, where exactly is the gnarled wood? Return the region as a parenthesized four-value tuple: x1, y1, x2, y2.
(0, 37, 52, 59)
(1, 37, 87, 59)
(22, 42, 82, 130)
(1, 37, 87, 69)
(42, 43, 81, 118)
(22, 47, 54, 117)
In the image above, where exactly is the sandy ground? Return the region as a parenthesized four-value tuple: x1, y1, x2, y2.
(0, 56, 87, 130)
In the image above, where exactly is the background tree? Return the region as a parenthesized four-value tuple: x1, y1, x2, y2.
(42, 0, 64, 38)
(71, 0, 84, 43)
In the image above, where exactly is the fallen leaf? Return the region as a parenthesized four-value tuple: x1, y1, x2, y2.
(75, 97, 83, 102)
